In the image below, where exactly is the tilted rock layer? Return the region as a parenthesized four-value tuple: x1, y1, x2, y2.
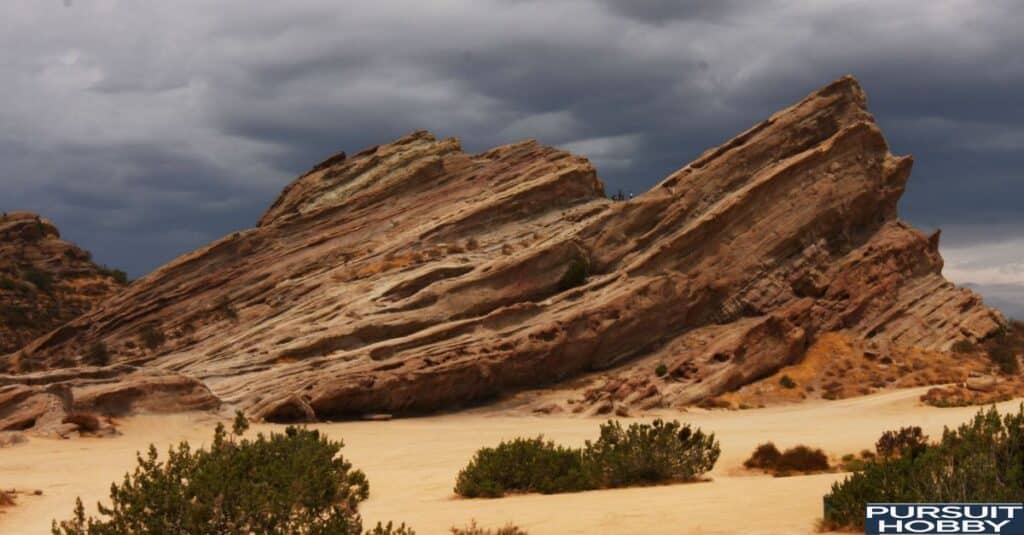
(2, 76, 1005, 427)
(0, 213, 126, 357)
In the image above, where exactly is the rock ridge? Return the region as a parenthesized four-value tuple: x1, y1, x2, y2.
(1, 76, 1005, 429)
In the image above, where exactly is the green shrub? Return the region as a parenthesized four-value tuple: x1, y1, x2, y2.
(778, 375, 797, 389)
(138, 325, 165, 350)
(824, 405, 1024, 531)
(454, 437, 590, 498)
(22, 267, 54, 292)
(85, 342, 110, 366)
(654, 363, 668, 377)
(454, 419, 719, 498)
(584, 419, 720, 487)
(875, 426, 927, 459)
(52, 412, 405, 535)
(556, 256, 589, 292)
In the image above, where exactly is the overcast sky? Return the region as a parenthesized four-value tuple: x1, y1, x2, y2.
(2, 1, 1022, 318)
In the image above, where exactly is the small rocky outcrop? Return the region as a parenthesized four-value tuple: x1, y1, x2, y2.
(1, 76, 1006, 428)
(0, 213, 126, 358)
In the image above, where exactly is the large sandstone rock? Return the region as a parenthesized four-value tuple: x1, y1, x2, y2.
(0, 212, 126, 357)
(1, 76, 1005, 426)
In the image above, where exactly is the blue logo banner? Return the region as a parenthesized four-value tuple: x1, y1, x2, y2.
(866, 504, 1024, 534)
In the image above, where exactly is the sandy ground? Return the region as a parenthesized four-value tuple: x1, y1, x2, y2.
(3, 387, 1022, 534)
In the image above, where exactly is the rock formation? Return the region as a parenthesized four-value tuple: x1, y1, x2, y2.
(0, 213, 126, 357)
(0, 76, 1006, 429)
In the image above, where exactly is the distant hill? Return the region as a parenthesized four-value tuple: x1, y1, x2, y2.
(1, 76, 1008, 433)
(0, 212, 126, 358)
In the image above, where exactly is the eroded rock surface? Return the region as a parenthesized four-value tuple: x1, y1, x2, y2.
(2, 76, 1005, 425)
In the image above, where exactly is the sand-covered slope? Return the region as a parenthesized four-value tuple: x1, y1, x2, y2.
(1, 76, 1004, 429)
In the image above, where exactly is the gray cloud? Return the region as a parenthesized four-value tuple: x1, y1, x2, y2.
(0, 0, 1021, 315)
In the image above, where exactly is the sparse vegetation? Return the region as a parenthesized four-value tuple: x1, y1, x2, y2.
(85, 342, 110, 366)
(743, 442, 782, 470)
(985, 323, 1023, 375)
(655, 362, 668, 377)
(52, 412, 407, 535)
(455, 419, 719, 498)
(99, 267, 128, 285)
(556, 256, 589, 292)
(215, 297, 239, 320)
(450, 520, 527, 535)
(838, 451, 874, 472)
(823, 405, 1024, 531)
(0, 305, 31, 328)
(743, 442, 830, 475)
(22, 267, 54, 292)
(875, 426, 927, 459)
(778, 375, 796, 389)
(951, 339, 976, 353)
(365, 522, 416, 535)
(138, 324, 165, 350)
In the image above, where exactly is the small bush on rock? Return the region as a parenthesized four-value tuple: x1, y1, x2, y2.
(556, 256, 589, 292)
(778, 375, 797, 389)
(85, 342, 109, 366)
(138, 325, 165, 350)
(454, 419, 719, 498)
(22, 267, 53, 292)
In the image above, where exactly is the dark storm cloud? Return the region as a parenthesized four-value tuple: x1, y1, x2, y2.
(0, 0, 1021, 313)
(596, 0, 761, 25)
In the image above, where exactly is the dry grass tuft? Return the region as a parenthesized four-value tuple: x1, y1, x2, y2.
(450, 520, 528, 535)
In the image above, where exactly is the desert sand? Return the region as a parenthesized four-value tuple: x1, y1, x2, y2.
(3, 387, 1021, 534)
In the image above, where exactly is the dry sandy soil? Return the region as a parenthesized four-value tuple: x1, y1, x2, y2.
(3, 387, 1022, 534)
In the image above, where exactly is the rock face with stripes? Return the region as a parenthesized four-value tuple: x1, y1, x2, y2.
(2, 76, 1003, 427)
